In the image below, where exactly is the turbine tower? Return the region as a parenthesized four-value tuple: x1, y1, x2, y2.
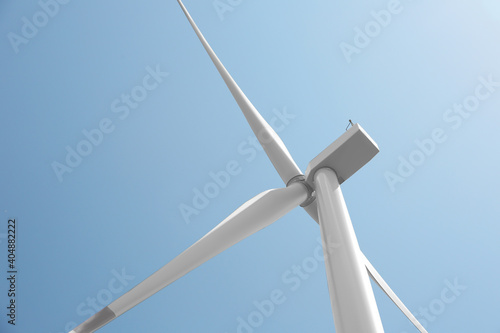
(69, 1, 428, 332)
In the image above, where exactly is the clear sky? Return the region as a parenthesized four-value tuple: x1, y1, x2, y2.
(1, 0, 500, 332)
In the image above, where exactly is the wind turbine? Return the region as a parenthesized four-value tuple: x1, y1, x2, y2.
(70, 1, 428, 332)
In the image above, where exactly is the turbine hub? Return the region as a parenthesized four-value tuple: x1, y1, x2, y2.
(287, 174, 316, 207)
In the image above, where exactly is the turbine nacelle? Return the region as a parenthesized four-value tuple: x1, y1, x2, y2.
(305, 123, 380, 186)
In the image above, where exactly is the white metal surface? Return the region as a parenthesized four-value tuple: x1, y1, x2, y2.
(305, 123, 379, 185)
(314, 167, 384, 333)
(363, 254, 428, 333)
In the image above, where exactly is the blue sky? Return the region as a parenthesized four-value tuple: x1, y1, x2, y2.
(1, 0, 500, 332)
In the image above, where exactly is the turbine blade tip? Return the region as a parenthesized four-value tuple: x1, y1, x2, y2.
(71, 306, 116, 333)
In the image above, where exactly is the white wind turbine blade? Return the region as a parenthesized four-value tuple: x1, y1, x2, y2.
(178, 0, 320, 224)
(362, 253, 428, 333)
(177, 0, 301, 185)
(69, 182, 308, 333)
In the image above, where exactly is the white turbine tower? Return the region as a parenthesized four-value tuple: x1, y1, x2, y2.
(69, 1, 428, 332)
